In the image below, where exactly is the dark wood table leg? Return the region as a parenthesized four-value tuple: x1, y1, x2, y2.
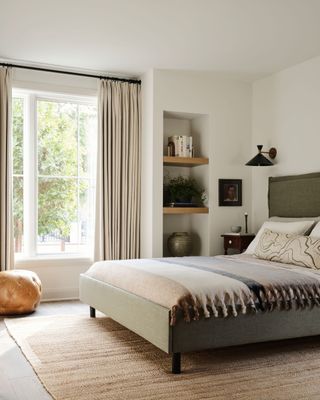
(172, 352, 181, 374)
(90, 306, 96, 318)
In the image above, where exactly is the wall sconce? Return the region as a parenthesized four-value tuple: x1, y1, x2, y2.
(246, 145, 277, 166)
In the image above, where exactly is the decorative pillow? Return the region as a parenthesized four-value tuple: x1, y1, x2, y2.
(268, 216, 319, 234)
(310, 222, 320, 238)
(245, 220, 315, 255)
(254, 229, 320, 269)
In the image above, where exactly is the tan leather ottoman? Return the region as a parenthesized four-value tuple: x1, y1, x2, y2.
(0, 270, 42, 315)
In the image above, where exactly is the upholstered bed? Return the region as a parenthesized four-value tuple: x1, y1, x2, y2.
(80, 172, 320, 373)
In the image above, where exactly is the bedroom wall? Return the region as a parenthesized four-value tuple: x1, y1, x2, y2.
(252, 55, 320, 231)
(141, 69, 252, 257)
(140, 69, 156, 257)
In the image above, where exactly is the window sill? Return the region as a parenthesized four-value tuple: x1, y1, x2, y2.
(15, 255, 93, 268)
(16, 254, 92, 262)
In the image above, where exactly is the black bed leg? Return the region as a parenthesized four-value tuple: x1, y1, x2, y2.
(172, 352, 181, 374)
(90, 306, 96, 318)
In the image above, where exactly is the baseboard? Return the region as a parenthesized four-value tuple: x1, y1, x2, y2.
(41, 296, 80, 302)
(41, 287, 79, 301)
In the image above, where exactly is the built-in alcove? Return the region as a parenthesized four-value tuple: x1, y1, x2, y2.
(162, 110, 211, 257)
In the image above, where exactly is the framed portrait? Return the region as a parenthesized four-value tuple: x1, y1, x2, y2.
(219, 179, 242, 206)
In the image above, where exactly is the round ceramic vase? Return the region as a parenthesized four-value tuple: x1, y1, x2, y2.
(167, 232, 193, 257)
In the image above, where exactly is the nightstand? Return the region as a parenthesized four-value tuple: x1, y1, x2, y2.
(221, 234, 255, 255)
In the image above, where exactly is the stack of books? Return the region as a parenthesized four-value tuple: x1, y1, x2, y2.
(168, 135, 193, 157)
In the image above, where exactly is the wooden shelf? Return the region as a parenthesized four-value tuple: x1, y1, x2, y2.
(163, 207, 209, 215)
(163, 156, 209, 167)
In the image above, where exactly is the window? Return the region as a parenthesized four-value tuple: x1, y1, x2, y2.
(12, 91, 97, 258)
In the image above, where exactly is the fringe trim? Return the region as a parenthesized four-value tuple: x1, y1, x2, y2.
(169, 283, 320, 326)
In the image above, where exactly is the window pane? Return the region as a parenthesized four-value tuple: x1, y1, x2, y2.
(12, 92, 97, 258)
(12, 98, 24, 175)
(13, 176, 24, 254)
(37, 177, 77, 254)
(37, 101, 78, 177)
(79, 104, 97, 177)
(79, 179, 95, 253)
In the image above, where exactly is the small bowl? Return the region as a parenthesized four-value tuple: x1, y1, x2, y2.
(231, 226, 241, 233)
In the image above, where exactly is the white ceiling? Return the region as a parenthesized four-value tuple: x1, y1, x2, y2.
(1, 0, 320, 81)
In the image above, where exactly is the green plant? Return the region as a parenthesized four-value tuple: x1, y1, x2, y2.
(164, 175, 206, 205)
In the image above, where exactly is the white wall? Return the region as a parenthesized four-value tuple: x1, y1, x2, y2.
(252, 56, 320, 231)
(141, 69, 252, 257)
(16, 257, 91, 301)
(140, 69, 156, 257)
(12, 68, 98, 96)
(13, 68, 98, 300)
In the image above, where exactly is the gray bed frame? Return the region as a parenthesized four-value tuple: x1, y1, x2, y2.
(80, 172, 320, 374)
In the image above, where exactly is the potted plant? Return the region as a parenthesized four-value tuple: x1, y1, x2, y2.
(164, 175, 206, 206)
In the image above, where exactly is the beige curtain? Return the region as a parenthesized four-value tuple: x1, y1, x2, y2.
(0, 66, 14, 271)
(94, 80, 141, 261)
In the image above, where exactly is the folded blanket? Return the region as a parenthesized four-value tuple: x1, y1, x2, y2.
(84, 255, 320, 325)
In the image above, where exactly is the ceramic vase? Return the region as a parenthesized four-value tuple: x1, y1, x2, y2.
(167, 232, 193, 257)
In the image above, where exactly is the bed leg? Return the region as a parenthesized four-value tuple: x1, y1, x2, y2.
(90, 306, 96, 318)
(172, 352, 181, 374)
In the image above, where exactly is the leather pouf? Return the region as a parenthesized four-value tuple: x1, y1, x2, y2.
(0, 270, 42, 315)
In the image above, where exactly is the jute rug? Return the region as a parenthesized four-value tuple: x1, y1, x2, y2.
(5, 315, 320, 400)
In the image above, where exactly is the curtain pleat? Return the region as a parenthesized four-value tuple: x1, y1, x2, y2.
(0, 66, 13, 271)
(95, 80, 141, 261)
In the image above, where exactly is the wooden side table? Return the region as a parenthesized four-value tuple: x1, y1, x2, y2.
(221, 234, 255, 255)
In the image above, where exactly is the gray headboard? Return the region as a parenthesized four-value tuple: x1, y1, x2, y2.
(269, 172, 320, 217)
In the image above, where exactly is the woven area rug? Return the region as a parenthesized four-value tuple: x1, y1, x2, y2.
(5, 315, 320, 400)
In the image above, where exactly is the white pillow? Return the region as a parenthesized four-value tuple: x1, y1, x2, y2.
(269, 216, 320, 222)
(310, 222, 320, 238)
(245, 220, 315, 255)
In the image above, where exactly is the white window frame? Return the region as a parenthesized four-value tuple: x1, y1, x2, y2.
(13, 88, 97, 262)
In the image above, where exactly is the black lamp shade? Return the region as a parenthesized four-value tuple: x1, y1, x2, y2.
(246, 145, 274, 166)
(246, 153, 273, 166)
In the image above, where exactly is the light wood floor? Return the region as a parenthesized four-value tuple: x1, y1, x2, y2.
(0, 300, 99, 400)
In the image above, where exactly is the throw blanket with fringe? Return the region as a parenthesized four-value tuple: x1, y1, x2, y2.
(85, 255, 320, 325)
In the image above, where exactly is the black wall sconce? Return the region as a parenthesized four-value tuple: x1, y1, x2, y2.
(246, 145, 277, 166)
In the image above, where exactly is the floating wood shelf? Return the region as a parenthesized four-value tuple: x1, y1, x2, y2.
(163, 207, 209, 215)
(163, 156, 209, 167)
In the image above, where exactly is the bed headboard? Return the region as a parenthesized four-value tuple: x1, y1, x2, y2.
(268, 172, 320, 217)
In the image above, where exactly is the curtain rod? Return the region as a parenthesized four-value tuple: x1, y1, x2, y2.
(0, 62, 141, 85)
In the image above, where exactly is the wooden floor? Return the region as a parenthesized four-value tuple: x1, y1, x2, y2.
(0, 300, 99, 400)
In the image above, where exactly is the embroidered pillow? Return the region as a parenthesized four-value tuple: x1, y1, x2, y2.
(245, 220, 315, 255)
(254, 229, 320, 269)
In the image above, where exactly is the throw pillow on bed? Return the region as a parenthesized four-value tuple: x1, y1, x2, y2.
(245, 220, 315, 255)
(268, 216, 320, 231)
(310, 221, 320, 238)
(254, 229, 320, 269)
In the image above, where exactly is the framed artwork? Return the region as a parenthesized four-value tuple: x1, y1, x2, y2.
(219, 179, 242, 206)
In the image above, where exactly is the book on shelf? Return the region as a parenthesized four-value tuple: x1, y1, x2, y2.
(168, 135, 193, 157)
